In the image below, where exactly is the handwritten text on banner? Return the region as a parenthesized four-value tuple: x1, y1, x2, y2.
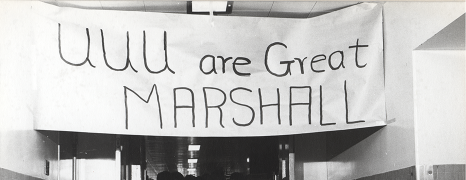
(32, 2, 386, 136)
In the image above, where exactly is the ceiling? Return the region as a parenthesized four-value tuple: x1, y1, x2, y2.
(416, 13, 465, 50)
(43, 1, 362, 18)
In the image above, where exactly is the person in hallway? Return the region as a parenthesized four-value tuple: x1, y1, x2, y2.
(184, 175, 196, 180)
(229, 172, 245, 180)
(171, 171, 184, 180)
(157, 171, 172, 180)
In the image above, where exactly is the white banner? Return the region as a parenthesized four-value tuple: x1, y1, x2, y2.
(32, 2, 386, 136)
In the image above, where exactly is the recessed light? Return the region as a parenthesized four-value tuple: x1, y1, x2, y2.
(187, 1, 233, 15)
(188, 159, 198, 163)
(188, 145, 201, 151)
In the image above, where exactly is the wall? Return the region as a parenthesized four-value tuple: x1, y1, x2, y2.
(413, 14, 465, 177)
(327, 2, 465, 180)
(294, 133, 327, 180)
(60, 133, 117, 180)
(413, 50, 466, 179)
(0, 1, 59, 179)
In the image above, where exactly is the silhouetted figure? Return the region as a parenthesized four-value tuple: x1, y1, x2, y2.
(211, 169, 225, 180)
(157, 171, 172, 180)
(171, 171, 184, 180)
(185, 175, 196, 180)
(200, 173, 213, 180)
(230, 172, 245, 180)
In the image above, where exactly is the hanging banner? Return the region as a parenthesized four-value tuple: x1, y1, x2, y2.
(32, 2, 386, 136)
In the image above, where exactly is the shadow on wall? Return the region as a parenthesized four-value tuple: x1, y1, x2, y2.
(326, 126, 384, 160)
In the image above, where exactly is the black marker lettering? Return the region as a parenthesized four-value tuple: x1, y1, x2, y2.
(259, 88, 281, 125)
(320, 85, 336, 126)
(264, 42, 294, 77)
(230, 87, 255, 126)
(310, 54, 326, 73)
(203, 87, 226, 128)
(199, 55, 217, 75)
(58, 23, 95, 67)
(349, 39, 369, 68)
(217, 56, 233, 73)
(143, 31, 175, 74)
(232, 57, 251, 76)
(289, 86, 312, 125)
(328, 51, 345, 70)
(345, 80, 365, 124)
(124, 84, 163, 129)
(101, 30, 138, 72)
(294, 57, 307, 74)
(174, 87, 195, 128)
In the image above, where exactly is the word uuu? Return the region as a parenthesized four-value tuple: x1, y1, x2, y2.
(57, 23, 175, 74)
(123, 81, 365, 130)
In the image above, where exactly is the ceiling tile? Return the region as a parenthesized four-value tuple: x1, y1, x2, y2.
(227, 11, 271, 18)
(311, 1, 359, 12)
(99, 1, 146, 11)
(144, 1, 186, 13)
(56, 1, 103, 9)
(270, 1, 316, 13)
(231, 1, 274, 11)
